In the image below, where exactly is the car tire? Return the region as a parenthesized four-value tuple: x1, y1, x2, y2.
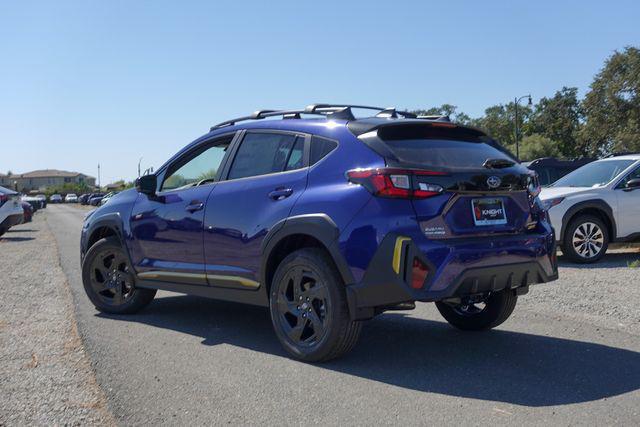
(562, 214, 609, 264)
(269, 248, 362, 362)
(82, 236, 156, 314)
(435, 289, 518, 331)
(0, 227, 6, 237)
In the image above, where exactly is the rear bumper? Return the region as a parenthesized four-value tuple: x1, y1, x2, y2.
(0, 212, 24, 229)
(346, 232, 558, 320)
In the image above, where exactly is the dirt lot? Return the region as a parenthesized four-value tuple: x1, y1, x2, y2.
(0, 213, 114, 425)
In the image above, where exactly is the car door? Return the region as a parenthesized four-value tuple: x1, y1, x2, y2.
(203, 130, 308, 289)
(129, 134, 235, 284)
(615, 164, 640, 238)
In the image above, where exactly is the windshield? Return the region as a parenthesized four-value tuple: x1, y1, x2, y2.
(552, 159, 634, 188)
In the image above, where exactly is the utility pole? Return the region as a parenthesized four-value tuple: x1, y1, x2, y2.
(138, 157, 143, 177)
(514, 94, 532, 159)
(98, 163, 101, 189)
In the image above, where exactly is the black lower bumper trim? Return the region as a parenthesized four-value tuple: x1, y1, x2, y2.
(346, 233, 558, 320)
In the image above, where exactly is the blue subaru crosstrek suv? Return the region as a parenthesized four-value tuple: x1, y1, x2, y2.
(80, 104, 558, 361)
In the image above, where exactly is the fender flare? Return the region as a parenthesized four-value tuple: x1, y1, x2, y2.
(260, 214, 355, 289)
(560, 199, 617, 242)
(81, 212, 135, 268)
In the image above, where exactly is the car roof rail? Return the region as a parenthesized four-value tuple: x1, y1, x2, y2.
(210, 104, 418, 130)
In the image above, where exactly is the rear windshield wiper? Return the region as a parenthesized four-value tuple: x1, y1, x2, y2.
(483, 158, 515, 169)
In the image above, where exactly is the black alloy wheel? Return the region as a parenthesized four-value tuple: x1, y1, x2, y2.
(269, 248, 361, 362)
(82, 237, 156, 314)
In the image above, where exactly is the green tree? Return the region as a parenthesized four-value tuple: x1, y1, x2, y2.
(471, 102, 533, 147)
(517, 134, 562, 161)
(530, 87, 584, 157)
(580, 46, 640, 155)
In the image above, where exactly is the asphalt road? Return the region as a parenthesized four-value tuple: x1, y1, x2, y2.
(46, 204, 640, 425)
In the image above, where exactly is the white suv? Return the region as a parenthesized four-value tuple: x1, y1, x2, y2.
(539, 154, 640, 263)
(0, 185, 24, 237)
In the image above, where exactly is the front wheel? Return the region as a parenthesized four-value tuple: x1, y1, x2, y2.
(562, 215, 609, 263)
(269, 248, 362, 362)
(82, 237, 156, 314)
(435, 290, 518, 331)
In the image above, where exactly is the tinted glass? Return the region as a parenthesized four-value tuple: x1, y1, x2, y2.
(552, 160, 634, 188)
(162, 141, 230, 191)
(310, 136, 337, 165)
(228, 133, 298, 179)
(382, 138, 513, 169)
(285, 137, 304, 171)
(618, 165, 640, 187)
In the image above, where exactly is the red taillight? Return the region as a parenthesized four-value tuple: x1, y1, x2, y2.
(0, 194, 8, 207)
(347, 168, 446, 199)
(411, 257, 429, 289)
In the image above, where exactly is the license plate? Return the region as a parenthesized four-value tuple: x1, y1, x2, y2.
(472, 198, 507, 226)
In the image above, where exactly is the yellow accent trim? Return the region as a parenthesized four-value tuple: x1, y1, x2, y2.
(138, 271, 206, 281)
(392, 237, 411, 274)
(207, 274, 261, 289)
(137, 271, 260, 289)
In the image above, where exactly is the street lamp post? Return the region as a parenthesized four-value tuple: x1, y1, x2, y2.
(514, 94, 532, 159)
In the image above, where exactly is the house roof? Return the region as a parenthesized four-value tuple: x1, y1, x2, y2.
(0, 169, 95, 179)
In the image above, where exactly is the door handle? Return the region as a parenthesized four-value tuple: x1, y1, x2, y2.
(268, 188, 293, 200)
(185, 202, 204, 212)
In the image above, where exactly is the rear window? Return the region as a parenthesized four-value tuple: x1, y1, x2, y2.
(382, 138, 514, 169)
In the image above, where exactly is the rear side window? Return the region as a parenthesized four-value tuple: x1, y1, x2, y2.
(310, 136, 337, 165)
(228, 132, 301, 180)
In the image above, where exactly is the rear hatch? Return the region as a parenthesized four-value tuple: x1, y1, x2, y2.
(359, 122, 540, 238)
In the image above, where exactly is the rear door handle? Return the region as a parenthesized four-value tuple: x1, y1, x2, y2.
(185, 202, 204, 213)
(268, 188, 293, 200)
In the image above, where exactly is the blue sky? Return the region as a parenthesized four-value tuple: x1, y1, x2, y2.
(1, 1, 638, 183)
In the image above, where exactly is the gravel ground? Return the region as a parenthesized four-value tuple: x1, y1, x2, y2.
(520, 248, 640, 335)
(0, 213, 114, 425)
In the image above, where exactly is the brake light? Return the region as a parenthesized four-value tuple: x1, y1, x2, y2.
(0, 194, 7, 208)
(347, 168, 446, 199)
(411, 257, 429, 289)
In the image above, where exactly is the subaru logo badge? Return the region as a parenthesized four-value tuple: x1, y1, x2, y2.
(487, 176, 501, 189)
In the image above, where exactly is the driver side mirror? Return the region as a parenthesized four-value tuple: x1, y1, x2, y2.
(135, 174, 157, 196)
(624, 178, 640, 191)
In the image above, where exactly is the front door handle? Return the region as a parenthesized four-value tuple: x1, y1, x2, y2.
(268, 188, 293, 201)
(185, 202, 204, 213)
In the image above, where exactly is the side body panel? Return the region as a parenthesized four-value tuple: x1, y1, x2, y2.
(129, 185, 216, 276)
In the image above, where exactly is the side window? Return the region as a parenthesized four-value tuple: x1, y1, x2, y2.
(310, 136, 338, 165)
(618, 165, 640, 188)
(162, 137, 232, 191)
(285, 137, 304, 171)
(228, 133, 300, 180)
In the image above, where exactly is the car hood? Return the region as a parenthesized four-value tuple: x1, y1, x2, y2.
(539, 186, 603, 200)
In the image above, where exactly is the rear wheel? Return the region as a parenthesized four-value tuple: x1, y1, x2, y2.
(269, 248, 361, 362)
(563, 215, 608, 263)
(435, 289, 517, 331)
(82, 237, 156, 314)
